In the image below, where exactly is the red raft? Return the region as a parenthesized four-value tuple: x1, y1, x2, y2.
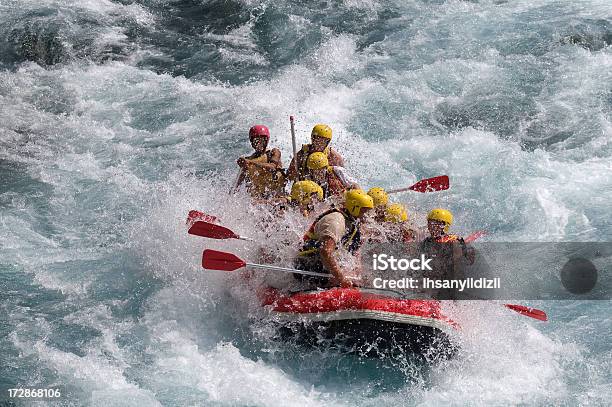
(260, 287, 459, 357)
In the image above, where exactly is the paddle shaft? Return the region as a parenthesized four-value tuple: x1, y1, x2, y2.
(290, 115, 299, 180)
(246, 262, 331, 278)
(290, 116, 297, 158)
(386, 187, 412, 194)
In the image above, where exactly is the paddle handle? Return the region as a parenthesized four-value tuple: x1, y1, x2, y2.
(290, 116, 297, 158)
(289, 115, 299, 180)
(246, 262, 331, 278)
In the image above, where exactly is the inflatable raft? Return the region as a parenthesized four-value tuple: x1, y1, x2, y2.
(260, 287, 459, 357)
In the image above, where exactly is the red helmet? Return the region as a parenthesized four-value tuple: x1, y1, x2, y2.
(249, 125, 270, 142)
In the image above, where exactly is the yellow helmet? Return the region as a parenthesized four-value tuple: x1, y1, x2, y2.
(344, 189, 374, 217)
(385, 203, 408, 223)
(427, 208, 453, 232)
(290, 180, 324, 204)
(367, 187, 389, 208)
(306, 152, 329, 170)
(311, 124, 332, 140)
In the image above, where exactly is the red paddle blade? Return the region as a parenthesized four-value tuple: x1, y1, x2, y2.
(504, 304, 548, 321)
(202, 249, 246, 271)
(465, 230, 487, 243)
(187, 210, 217, 225)
(188, 221, 240, 240)
(409, 175, 449, 193)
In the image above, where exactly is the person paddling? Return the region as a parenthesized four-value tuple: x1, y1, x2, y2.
(294, 189, 374, 287)
(422, 209, 470, 248)
(304, 152, 359, 199)
(287, 124, 344, 181)
(420, 208, 476, 298)
(234, 125, 286, 199)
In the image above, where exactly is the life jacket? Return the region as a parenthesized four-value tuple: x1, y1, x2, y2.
(244, 150, 286, 198)
(298, 208, 361, 257)
(298, 144, 330, 180)
(422, 234, 468, 257)
(436, 234, 460, 243)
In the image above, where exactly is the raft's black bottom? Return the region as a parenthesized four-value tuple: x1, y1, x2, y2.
(276, 319, 458, 359)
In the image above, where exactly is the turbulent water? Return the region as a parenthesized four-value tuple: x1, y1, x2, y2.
(1, 0, 611, 405)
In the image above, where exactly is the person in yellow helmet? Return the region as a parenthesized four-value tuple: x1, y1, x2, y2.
(294, 189, 374, 287)
(367, 187, 389, 222)
(288, 180, 325, 217)
(384, 203, 418, 243)
(255, 180, 325, 265)
(305, 152, 359, 199)
(421, 208, 475, 299)
(257, 180, 324, 218)
(235, 125, 286, 199)
(287, 124, 345, 181)
(363, 202, 416, 243)
(425, 209, 455, 242)
(385, 203, 408, 223)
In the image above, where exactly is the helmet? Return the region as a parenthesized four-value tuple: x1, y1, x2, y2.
(306, 152, 329, 170)
(311, 124, 332, 140)
(249, 125, 270, 142)
(427, 208, 453, 232)
(385, 203, 408, 223)
(344, 189, 374, 217)
(367, 187, 389, 208)
(291, 180, 324, 204)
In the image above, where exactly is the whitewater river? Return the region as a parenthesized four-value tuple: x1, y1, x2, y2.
(1, 0, 611, 405)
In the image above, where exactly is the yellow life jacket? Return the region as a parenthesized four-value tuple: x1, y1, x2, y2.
(244, 150, 286, 198)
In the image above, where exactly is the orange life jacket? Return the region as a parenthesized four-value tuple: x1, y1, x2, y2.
(436, 234, 460, 243)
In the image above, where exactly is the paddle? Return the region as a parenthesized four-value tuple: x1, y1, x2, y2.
(202, 251, 547, 320)
(289, 115, 300, 180)
(186, 210, 218, 225)
(387, 175, 449, 194)
(290, 116, 297, 161)
(504, 304, 548, 321)
(202, 249, 333, 278)
(461, 231, 546, 321)
(189, 221, 253, 241)
(465, 230, 487, 243)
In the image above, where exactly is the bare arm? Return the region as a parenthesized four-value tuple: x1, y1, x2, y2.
(328, 148, 344, 167)
(246, 148, 282, 171)
(332, 166, 359, 190)
(232, 168, 247, 193)
(287, 151, 301, 181)
(320, 237, 353, 287)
